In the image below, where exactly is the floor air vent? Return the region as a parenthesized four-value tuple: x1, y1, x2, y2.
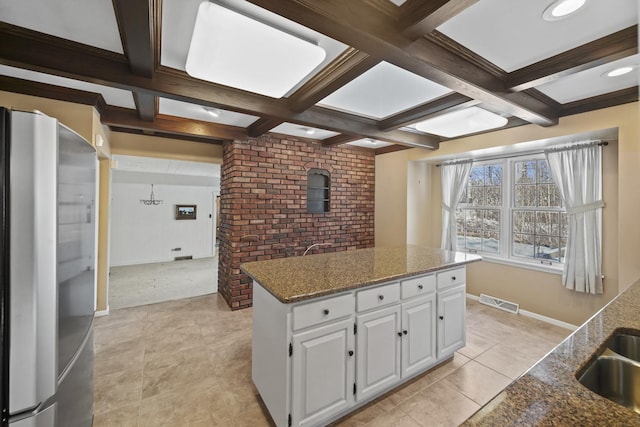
(174, 255, 193, 261)
(478, 294, 519, 314)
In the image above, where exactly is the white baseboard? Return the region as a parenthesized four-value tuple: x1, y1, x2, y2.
(466, 293, 577, 331)
(95, 308, 110, 317)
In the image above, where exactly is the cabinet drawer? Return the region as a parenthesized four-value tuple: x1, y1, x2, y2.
(293, 293, 354, 331)
(401, 275, 435, 299)
(436, 267, 466, 290)
(357, 282, 400, 313)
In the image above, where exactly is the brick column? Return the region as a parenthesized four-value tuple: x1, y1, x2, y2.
(218, 135, 375, 309)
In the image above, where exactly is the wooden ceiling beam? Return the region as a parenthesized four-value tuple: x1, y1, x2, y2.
(109, 126, 224, 145)
(560, 86, 639, 117)
(296, 106, 439, 148)
(322, 134, 362, 147)
(399, 0, 478, 40)
(247, 118, 283, 137)
(244, 0, 558, 127)
(133, 93, 157, 121)
(507, 25, 638, 92)
(113, 0, 157, 121)
(102, 106, 247, 141)
(288, 48, 381, 112)
(0, 75, 107, 112)
(112, 0, 154, 77)
(0, 23, 437, 148)
(378, 92, 476, 131)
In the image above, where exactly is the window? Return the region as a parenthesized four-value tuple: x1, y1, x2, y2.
(456, 155, 568, 268)
(307, 169, 330, 213)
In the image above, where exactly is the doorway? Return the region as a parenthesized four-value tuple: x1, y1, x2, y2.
(107, 155, 220, 310)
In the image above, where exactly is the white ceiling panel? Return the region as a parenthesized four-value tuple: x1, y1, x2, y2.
(347, 138, 393, 149)
(161, 0, 348, 96)
(269, 123, 340, 140)
(438, 0, 638, 72)
(318, 62, 452, 119)
(0, 64, 135, 108)
(0, 0, 123, 54)
(536, 54, 640, 103)
(158, 98, 259, 127)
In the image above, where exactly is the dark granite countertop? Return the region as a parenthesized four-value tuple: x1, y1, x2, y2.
(241, 245, 482, 303)
(464, 279, 640, 426)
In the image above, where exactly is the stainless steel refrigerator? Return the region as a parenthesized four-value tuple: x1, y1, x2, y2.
(0, 108, 96, 426)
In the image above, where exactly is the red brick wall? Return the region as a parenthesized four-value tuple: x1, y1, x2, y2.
(218, 134, 375, 309)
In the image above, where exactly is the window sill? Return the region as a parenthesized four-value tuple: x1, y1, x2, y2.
(472, 253, 564, 275)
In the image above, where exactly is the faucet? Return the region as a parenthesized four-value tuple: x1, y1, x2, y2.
(303, 243, 332, 256)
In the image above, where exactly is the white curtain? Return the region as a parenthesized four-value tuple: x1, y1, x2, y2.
(440, 161, 472, 251)
(545, 144, 603, 294)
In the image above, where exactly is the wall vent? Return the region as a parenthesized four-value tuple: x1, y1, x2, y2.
(478, 293, 519, 314)
(174, 255, 193, 261)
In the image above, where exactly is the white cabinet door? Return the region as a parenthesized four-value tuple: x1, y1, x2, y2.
(291, 317, 355, 427)
(401, 295, 436, 377)
(356, 305, 401, 401)
(437, 284, 466, 358)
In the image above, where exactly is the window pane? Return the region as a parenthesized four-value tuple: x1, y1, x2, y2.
(455, 209, 465, 235)
(515, 160, 536, 184)
(560, 212, 568, 236)
(535, 211, 559, 236)
(514, 184, 536, 207)
(486, 186, 501, 206)
(537, 160, 554, 183)
(465, 229, 482, 251)
(513, 211, 535, 234)
(538, 184, 562, 207)
(513, 233, 534, 258)
(469, 187, 484, 206)
(487, 165, 502, 185)
(484, 209, 500, 231)
(535, 236, 560, 261)
(482, 231, 499, 253)
(469, 166, 485, 186)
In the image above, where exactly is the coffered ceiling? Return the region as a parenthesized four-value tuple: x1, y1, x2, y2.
(0, 0, 637, 154)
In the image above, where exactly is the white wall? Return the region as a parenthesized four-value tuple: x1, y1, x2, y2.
(110, 182, 216, 266)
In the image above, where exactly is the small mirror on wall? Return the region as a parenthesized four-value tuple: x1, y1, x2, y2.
(176, 204, 197, 220)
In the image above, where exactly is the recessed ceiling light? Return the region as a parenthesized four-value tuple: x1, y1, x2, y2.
(414, 107, 508, 138)
(604, 66, 635, 77)
(204, 107, 221, 117)
(304, 128, 316, 135)
(542, 0, 586, 21)
(367, 138, 378, 145)
(186, 1, 326, 98)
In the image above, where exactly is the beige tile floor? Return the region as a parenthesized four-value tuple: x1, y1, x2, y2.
(93, 294, 571, 427)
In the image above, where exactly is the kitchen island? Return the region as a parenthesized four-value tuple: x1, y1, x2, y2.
(241, 245, 481, 427)
(464, 278, 640, 426)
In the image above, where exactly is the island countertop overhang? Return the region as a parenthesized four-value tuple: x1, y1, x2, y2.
(240, 245, 482, 303)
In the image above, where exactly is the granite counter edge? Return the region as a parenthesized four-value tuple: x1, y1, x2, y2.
(242, 256, 482, 304)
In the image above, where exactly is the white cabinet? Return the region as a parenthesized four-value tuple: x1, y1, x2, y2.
(437, 284, 466, 358)
(356, 304, 401, 400)
(401, 295, 436, 377)
(252, 265, 469, 427)
(356, 283, 437, 400)
(291, 317, 355, 427)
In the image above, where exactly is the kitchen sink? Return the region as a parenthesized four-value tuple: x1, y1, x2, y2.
(608, 334, 640, 362)
(577, 332, 640, 414)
